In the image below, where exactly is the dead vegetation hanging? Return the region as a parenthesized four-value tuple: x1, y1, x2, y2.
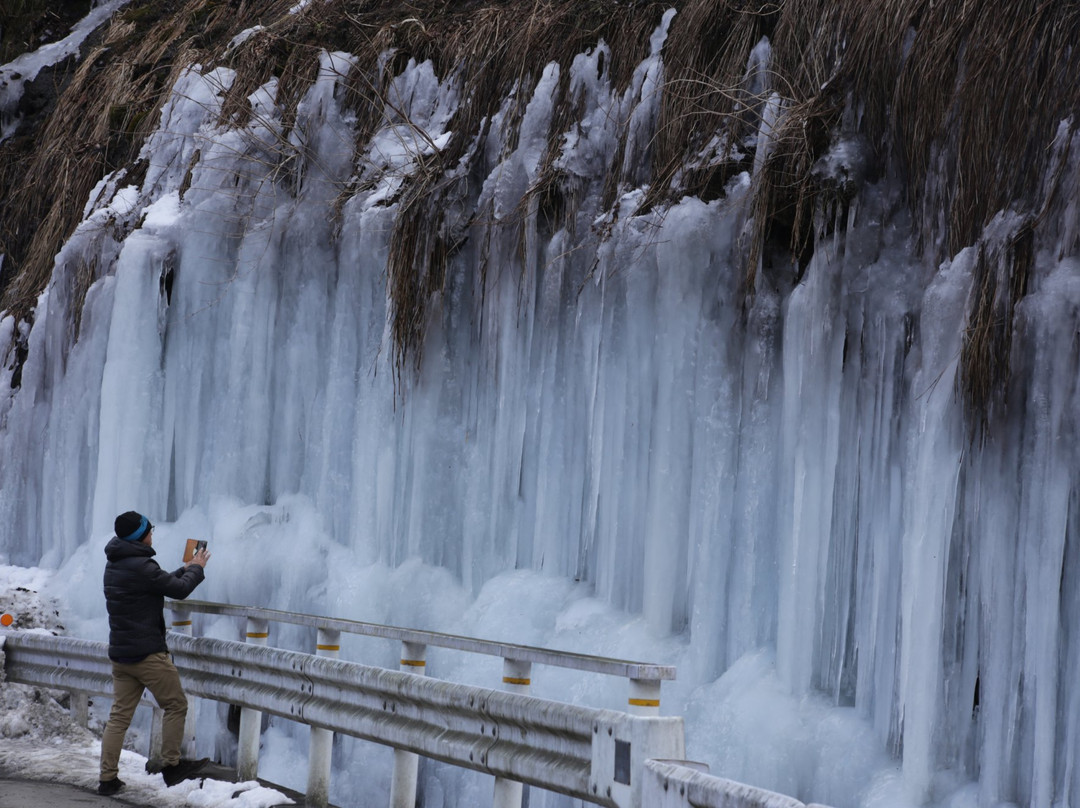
(959, 220, 1033, 441)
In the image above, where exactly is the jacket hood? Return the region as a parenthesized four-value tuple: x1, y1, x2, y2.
(104, 535, 157, 562)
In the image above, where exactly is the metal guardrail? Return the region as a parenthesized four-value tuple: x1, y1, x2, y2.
(642, 760, 834, 808)
(1, 610, 835, 808)
(1, 630, 684, 808)
(169, 599, 677, 682)
(165, 598, 680, 808)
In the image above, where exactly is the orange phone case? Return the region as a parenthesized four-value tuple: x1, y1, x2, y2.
(182, 539, 202, 562)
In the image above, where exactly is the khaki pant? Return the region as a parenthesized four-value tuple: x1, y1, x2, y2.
(99, 652, 188, 781)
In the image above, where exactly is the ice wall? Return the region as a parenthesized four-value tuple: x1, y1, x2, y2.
(1, 10, 1079, 808)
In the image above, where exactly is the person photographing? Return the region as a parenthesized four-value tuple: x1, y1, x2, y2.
(98, 511, 212, 796)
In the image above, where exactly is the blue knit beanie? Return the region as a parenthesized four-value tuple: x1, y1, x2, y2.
(115, 511, 152, 542)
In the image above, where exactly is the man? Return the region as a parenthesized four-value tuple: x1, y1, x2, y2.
(98, 510, 212, 796)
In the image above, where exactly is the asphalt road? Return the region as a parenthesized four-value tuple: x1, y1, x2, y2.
(0, 778, 150, 807)
(0, 761, 304, 808)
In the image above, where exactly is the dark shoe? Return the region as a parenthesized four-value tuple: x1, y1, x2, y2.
(97, 778, 125, 796)
(161, 757, 211, 786)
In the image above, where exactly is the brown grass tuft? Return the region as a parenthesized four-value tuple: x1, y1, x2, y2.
(959, 219, 1032, 439)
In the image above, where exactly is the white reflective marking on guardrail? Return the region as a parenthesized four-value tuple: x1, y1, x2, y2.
(1, 631, 684, 808)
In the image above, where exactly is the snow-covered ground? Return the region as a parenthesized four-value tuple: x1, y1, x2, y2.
(0, 565, 293, 807)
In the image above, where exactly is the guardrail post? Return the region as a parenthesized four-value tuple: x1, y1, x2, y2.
(237, 617, 269, 781)
(170, 607, 198, 756)
(389, 641, 427, 808)
(306, 627, 340, 808)
(71, 692, 89, 727)
(627, 678, 661, 716)
(150, 706, 164, 764)
(493, 658, 531, 808)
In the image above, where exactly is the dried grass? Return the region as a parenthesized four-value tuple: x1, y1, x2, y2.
(959, 220, 1032, 439)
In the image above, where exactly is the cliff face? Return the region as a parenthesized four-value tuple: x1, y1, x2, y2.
(1, 1, 91, 61)
(3, 1, 1078, 394)
(1, 3, 1079, 807)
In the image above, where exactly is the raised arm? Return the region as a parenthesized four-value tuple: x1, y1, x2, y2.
(146, 558, 206, 599)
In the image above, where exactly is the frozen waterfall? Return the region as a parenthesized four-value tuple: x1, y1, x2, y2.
(1, 5, 1079, 808)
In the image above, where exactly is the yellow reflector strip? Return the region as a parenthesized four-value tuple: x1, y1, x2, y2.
(503, 677, 531, 686)
(316, 644, 340, 651)
(246, 632, 269, 638)
(400, 659, 427, 667)
(628, 698, 660, 707)
(172, 620, 192, 626)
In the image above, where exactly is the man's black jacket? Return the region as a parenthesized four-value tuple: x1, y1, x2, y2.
(103, 537, 205, 661)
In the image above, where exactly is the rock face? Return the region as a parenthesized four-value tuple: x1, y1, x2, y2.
(0, 1, 92, 63)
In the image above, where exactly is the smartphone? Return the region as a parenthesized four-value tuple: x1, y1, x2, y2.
(183, 539, 209, 562)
